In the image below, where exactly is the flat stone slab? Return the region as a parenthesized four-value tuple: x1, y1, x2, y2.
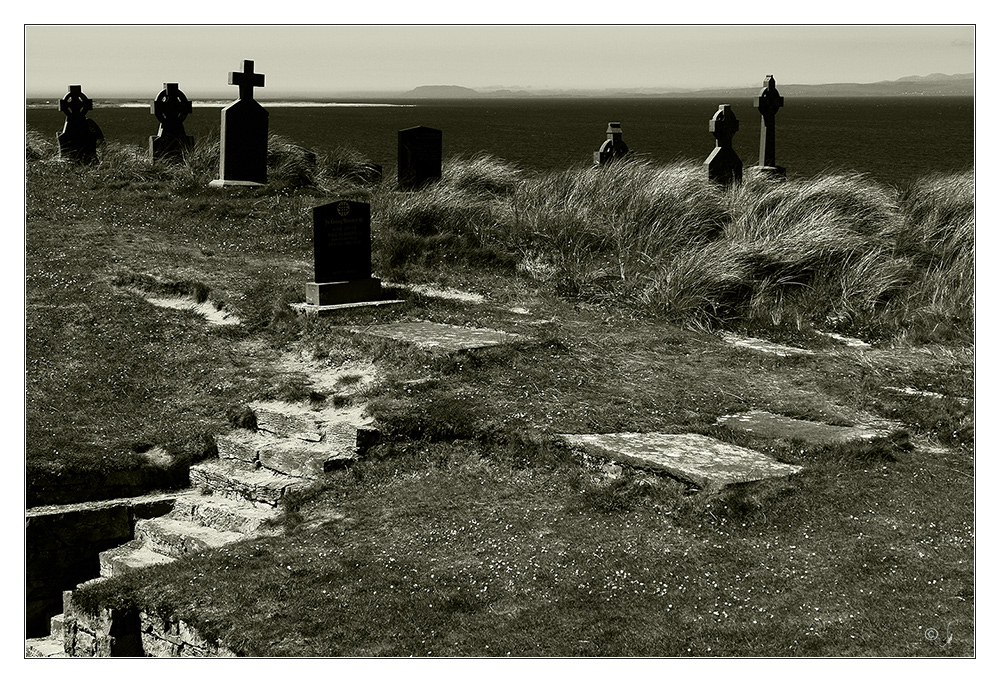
(134, 517, 247, 559)
(26, 636, 68, 657)
(169, 493, 279, 535)
(354, 321, 525, 352)
(290, 300, 406, 316)
(99, 539, 175, 578)
(189, 460, 311, 507)
(716, 410, 898, 444)
(560, 432, 802, 488)
(721, 333, 816, 357)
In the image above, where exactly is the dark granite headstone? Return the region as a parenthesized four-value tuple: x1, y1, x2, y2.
(397, 126, 442, 190)
(753, 75, 785, 177)
(56, 85, 102, 164)
(149, 83, 194, 162)
(704, 104, 742, 185)
(305, 200, 383, 306)
(593, 122, 630, 166)
(211, 60, 268, 186)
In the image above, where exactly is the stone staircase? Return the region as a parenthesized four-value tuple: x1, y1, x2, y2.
(26, 399, 376, 657)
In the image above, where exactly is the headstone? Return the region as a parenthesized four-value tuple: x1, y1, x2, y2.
(704, 104, 742, 185)
(305, 199, 384, 306)
(56, 85, 102, 163)
(593, 122, 630, 166)
(210, 60, 268, 187)
(753, 75, 785, 177)
(149, 83, 194, 162)
(397, 126, 442, 190)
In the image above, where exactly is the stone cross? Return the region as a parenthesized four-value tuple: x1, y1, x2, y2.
(704, 104, 742, 185)
(230, 60, 265, 100)
(149, 83, 194, 162)
(211, 59, 269, 186)
(594, 122, 630, 166)
(754, 75, 784, 170)
(56, 85, 102, 163)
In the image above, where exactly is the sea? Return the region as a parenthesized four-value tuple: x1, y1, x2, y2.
(25, 96, 975, 188)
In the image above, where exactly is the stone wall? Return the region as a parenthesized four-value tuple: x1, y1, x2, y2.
(63, 589, 235, 657)
(26, 493, 182, 636)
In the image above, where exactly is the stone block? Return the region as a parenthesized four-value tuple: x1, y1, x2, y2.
(134, 517, 246, 559)
(99, 539, 175, 577)
(251, 402, 323, 441)
(169, 494, 277, 534)
(216, 429, 263, 469)
(305, 279, 383, 306)
(189, 459, 310, 506)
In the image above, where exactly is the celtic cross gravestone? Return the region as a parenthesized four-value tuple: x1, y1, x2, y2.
(754, 75, 785, 176)
(210, 60, 268, 186)
(594, 122, 630, 166)
(56, 85, 102, 164)
(149, 83, 194, 162)
(704, 104, 742, 185)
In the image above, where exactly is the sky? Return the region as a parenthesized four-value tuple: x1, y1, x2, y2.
(23, 23, 976, 99)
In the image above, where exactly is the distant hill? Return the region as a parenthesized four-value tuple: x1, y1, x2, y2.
(401, 74, 974, 99)
(403, 85, 483, 98)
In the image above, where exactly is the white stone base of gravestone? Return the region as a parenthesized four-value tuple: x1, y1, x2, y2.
(749, 165, 787, 179)
(305, 278, 385, 306)
(208, 179, 267, 188)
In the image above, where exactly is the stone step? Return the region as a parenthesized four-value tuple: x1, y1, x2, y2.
(168, 492, 279, 534)
(217, 428, 358, 479)
(190, 459, 311, 507)
(25, 635, 68, 657)
(251, 401, 324, 441)
(99, 539, 175, 578)
(134, 517, 247, 559)
(50, 612, 68, 640)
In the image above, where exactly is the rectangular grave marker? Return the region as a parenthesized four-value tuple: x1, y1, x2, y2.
(397, 126, 442, 190)
(304, 199, 383, 306)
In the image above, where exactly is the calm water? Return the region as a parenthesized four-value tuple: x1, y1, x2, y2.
(26, 96, 975, 188)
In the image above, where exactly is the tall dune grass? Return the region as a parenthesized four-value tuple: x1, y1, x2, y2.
(374, 154, 972, 341)
(25, 127, 973, 341)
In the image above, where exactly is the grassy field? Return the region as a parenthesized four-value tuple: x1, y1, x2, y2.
(27, 131, 974, 656)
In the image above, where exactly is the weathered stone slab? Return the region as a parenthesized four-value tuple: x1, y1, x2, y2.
(716, 410, 900, 444)
(189, 459, 310, 506)
(99, 539, 174, 578)
(560, 432, 802, 488)
(355, 321, 525, 352)
(134, 517, 246, 559)
(251, 402, 324, 441)
(257, 435, 355, 478)
(25, 636, 68, 657)
(168, 494, 277, 534)
(721, 333, 816, 357)
(216, 429, 264, 468)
